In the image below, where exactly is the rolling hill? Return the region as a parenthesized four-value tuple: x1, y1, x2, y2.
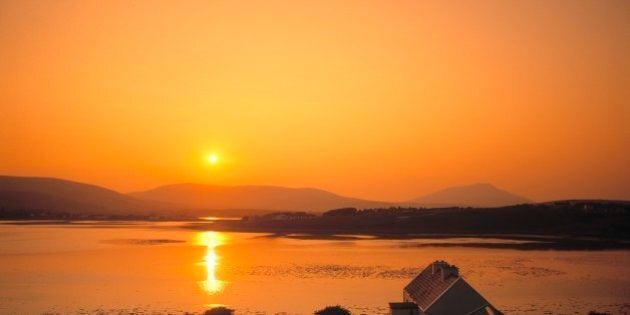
(408, 183, 531, 207)
(0, 176, 163, 215)
(130, 183, 389, 212)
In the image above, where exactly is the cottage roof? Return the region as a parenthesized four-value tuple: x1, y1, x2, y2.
(403, 260, 503, 315)
(403, 261, 460, 310)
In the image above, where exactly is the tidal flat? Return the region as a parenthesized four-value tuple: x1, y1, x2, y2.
(0, 221, 628, 314)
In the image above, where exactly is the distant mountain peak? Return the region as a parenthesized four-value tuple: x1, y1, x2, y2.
(409, 183, 531, 208)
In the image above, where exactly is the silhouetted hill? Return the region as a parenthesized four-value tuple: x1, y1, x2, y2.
(0, 176, 164, 215)
(130, 183, 389, 212)
(408, 183, 531, 207)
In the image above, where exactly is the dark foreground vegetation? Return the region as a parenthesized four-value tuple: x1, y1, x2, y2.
(203, 305, 350, 315)
(204, 307, 234, 315)
(202, 200, 630, 243)
(203, 306, 603, 315)
(314, 306, 351, 315)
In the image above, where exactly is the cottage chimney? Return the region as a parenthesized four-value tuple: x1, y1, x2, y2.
(431, 260, 449, 275)
(431, 261, 459, 280)
(440, 265, 459, 280)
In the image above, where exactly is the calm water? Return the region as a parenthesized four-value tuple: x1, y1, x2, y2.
(0, 221, 629, 314)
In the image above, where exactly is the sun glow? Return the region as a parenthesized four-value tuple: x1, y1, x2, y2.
(196, 231, 226, 294)
(207, 154, 219, 165)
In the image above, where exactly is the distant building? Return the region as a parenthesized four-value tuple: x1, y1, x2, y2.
(390, 261, 502, 315)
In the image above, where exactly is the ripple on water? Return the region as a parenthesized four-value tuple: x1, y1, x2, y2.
(238, 264, 423, 279)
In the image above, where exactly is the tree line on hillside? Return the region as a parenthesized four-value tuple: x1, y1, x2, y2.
(235, 200, 630, 239)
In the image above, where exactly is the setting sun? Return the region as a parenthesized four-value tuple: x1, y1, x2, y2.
(207, 154, 219, 165)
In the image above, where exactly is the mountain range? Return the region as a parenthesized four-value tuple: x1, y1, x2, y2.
(0, 175, 532, 215)
(129, 183, 389, 212)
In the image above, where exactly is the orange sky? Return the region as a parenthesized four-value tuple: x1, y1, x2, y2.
(1, 0, 628, 202)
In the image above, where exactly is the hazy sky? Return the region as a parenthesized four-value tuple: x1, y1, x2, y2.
(1, 0, 628, 202)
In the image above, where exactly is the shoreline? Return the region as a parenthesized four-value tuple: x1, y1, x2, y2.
(3, 219, 629, 251)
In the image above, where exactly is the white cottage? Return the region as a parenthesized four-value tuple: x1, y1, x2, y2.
(390, 261, 502, 315)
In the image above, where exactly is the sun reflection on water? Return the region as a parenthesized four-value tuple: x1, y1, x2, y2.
(196, 231, 226, 294)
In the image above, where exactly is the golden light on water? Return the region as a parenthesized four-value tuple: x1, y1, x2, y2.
(196, 231, 226, 294)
